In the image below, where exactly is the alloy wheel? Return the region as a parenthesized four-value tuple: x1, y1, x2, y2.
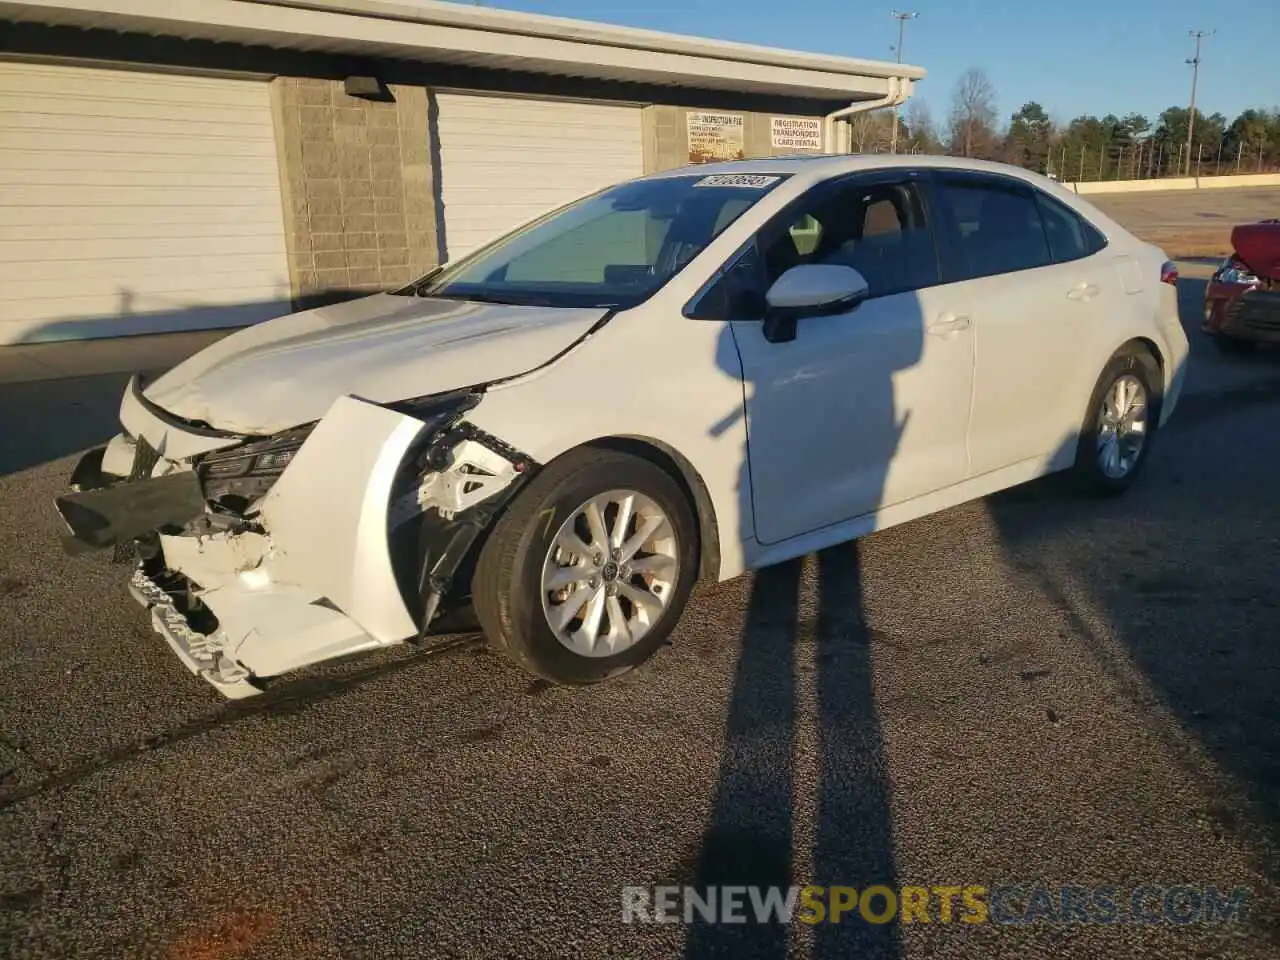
(540, 489, 679, 657)
(1096, 373, 1148, 479)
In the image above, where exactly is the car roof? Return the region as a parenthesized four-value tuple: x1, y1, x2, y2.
(638, 152, 1137, 244)
(645, 153, 1054, 183)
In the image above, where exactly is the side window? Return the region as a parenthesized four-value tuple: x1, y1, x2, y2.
(1035, 192, 1108, 263)
(686, 241, 768, 321)
(1082, 217, 1108, 255)
(758, 180, 940, 298)
(939, 180, 1052, 280)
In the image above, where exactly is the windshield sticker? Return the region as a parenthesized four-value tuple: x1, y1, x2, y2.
(693, 174, 781, 189)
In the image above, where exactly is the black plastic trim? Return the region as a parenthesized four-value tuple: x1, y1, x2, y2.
(56, 471, 206, 555)
(130, 375, 244, 439)
(398, 425, 540, 637)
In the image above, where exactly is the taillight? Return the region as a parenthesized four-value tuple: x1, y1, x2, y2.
(1160, 261, 1179, 286)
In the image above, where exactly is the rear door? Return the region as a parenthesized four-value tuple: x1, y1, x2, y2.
(931, 173, 1108, 476)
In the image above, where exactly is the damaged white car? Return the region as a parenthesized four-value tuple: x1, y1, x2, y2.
(57, 155, 1188, 698)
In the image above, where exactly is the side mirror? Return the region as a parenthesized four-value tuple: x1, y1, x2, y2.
(762, 264, 870, 343)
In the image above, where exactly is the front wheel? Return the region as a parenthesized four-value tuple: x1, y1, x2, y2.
(472, 448, 699, 684)
(1071, 347, 1161, 496)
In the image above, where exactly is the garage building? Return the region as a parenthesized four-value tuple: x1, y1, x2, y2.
(0, 0, 923, 344)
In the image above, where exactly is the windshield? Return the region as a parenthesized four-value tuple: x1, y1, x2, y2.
(404, 173, 789, 309)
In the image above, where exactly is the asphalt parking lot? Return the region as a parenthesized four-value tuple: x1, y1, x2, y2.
(3, 268, 1280, 958)
(1088, 186, 1280, 258)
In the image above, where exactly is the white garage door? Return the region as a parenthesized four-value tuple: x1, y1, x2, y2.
(434, 93, 644, 260)
(0, 62, 291, 345)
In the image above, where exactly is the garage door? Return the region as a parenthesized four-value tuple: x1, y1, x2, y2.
(434, 93, 644, 259)
(0, 62, 291, 345)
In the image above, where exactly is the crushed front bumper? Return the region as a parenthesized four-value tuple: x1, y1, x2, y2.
(1204, 279, 1280, 343)
(1222, 288, 1280, 342)
(58, 392, 534, 698)
(128, 567, 262, 699)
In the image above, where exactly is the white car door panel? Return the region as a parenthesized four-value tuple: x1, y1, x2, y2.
(721, 174, 979, 546)
(733, 284, 974, 545)
(933, 174, 1116, 477)
(966, 262, 1099, 475)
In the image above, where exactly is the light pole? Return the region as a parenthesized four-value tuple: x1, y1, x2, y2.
(888, 10, 918, 154)
(1184, 29, 1213, 177)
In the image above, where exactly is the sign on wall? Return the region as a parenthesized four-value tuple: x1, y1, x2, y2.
(686, 111, 745, 163)
(771, 116, 823, 151)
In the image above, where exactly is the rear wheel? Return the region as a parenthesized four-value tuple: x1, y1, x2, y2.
(472, 448, 699, 684)
(1071, 347, 1161, 496)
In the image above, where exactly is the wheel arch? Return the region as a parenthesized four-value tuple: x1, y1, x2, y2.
(583, 435, 722, 582)
(1072, 337, 1167, 457)
(1114, 335, 1167, 404)
(1126, 336, 1165, 379)
(1070, 336, 1165, 494)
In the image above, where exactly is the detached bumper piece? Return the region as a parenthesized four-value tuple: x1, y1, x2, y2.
(128, 567, 261, 699)
(54, 448, 205, 556)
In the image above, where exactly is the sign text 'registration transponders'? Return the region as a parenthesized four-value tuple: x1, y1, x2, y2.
(771, 116, 822, 151)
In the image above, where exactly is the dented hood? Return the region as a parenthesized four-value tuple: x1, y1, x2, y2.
(142, 294, 609, 434)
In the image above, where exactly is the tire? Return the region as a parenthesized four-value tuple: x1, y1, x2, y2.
(1212, 334, 1257, 355)
(472, 447, 699, 685)
(1071, 346, 1162, 497)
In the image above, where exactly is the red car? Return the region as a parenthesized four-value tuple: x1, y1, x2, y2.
(1203, 219, 1280, 352)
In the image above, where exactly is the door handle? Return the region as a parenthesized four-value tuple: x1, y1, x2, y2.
(1067, 282, 1100, 301)
(928, 313, 971, 337)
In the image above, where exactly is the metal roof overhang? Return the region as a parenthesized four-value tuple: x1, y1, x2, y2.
(0, 0, 925, 101)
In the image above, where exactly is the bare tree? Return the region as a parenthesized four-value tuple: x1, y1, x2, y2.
(903, 98, 938, 153)
(849, 110, 894, 153)
(948, 67, 999, 158)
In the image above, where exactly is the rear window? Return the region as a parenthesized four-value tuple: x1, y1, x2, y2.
(1035, 193, 1108, 263)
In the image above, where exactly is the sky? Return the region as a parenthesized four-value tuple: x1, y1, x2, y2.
(487, 0, 1280, 128)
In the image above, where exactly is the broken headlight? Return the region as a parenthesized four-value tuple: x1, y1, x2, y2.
(195, 424, 316, 512)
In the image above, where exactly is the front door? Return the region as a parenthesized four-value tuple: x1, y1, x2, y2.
(728, 173, 975, 546)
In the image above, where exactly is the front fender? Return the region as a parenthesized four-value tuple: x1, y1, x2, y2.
(260, 396, 426, 644)
(465, 397, 751, 582)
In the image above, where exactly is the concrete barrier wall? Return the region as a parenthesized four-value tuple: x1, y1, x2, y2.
(1071, 173, 1280, 195)
(1198, 174, 1280, 190)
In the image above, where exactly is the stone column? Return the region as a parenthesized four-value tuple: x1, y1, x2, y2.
(270, 77, 439, 309)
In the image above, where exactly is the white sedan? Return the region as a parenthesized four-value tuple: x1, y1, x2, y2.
(57, 155, 1189, 697)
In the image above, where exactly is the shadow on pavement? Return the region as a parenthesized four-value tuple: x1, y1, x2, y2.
(0, 373, 135, 478)
(0, 632, 482, 811)
(0, 290, 376, 478)
(984, 345, 1280, 903)
(683, 178, 926, 956)
(682, 545, 900, 959)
